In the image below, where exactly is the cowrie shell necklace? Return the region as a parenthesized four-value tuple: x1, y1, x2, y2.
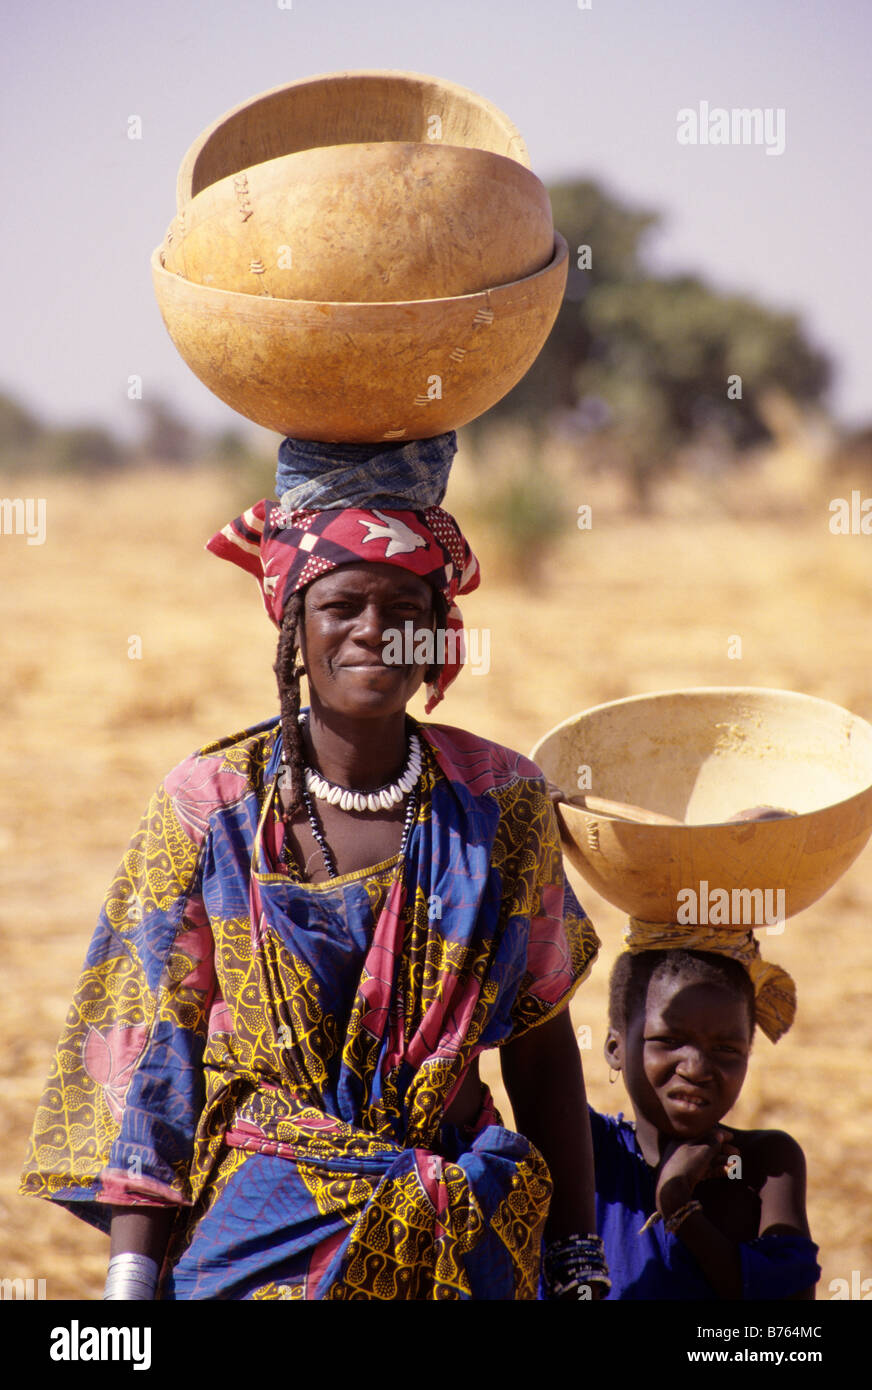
(303, 733, 422, 814)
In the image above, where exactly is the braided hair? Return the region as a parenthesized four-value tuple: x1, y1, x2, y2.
(274, 590, 306, 824)
(272, 584, 448, 828)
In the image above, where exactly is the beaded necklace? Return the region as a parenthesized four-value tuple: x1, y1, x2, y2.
(299, 775, 420, 880)
(281, 716, 421, 880)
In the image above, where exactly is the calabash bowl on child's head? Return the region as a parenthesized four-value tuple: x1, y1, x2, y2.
(532, 687, 872, 924)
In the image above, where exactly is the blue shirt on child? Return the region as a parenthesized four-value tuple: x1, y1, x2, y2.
(591, 1107, 820, 1300)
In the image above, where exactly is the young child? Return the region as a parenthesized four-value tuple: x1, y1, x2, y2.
(592, 942, 821, 1299)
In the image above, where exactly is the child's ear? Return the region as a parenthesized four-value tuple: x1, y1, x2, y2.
(604, 1027, 624, 1071)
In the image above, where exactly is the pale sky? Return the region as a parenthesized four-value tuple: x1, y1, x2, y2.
(3, 0, 870, 437)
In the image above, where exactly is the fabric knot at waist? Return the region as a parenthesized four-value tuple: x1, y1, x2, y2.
(224, 1111, 403, 1177)
(222, 1108, 551, 1240)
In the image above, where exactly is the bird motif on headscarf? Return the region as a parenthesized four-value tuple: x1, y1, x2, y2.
(357, 511, 429, 557)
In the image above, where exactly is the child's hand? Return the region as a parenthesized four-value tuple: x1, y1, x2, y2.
(655, 1127, 737, 1216)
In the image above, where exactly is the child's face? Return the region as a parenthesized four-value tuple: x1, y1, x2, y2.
(613, 972, 752, 1141)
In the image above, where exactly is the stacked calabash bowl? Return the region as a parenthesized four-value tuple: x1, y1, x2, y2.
(531, 688, 872, 925)
(152, 71, 568, 441)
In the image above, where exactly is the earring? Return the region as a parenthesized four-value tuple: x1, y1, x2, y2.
(608, 1067, 620, 1085)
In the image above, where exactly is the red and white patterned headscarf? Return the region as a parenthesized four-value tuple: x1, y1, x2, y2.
(207, 500, 481, 712)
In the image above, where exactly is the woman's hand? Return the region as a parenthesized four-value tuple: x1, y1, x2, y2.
(501, 1010, 607, 1298)
(544, 780, 573, 843)
(544, 779, 566, 810)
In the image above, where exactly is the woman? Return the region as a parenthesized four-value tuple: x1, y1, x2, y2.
(21, 439, 604, 1300)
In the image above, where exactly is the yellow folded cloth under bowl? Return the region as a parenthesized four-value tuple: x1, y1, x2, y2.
(625, 917, 796, 1043)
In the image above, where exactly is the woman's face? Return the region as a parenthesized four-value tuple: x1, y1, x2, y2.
(610, 973, 752, 1141)
(299, 562, 436, 720)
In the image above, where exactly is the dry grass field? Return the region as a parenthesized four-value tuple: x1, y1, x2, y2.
(1, 444, 871, 1300)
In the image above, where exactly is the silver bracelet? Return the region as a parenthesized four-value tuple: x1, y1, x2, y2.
(103, 1252, 160, 1301)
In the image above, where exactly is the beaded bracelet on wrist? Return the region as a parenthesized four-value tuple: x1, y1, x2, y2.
(639, 1197, 703, 1235)
(665, 1198, 703, 1233)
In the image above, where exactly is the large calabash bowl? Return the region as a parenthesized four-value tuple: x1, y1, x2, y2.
(531, 687, 872, 924)
(176, 69, 531, 208)
(151, 233, 569, 442)
(161, 142, 554, 302)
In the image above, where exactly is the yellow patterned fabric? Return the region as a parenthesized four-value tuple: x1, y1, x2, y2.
(625, 918, 796, 1041)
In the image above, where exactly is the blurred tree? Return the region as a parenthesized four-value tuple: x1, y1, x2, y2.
(209, 428, 250, 465)
(51, 425, 129, 471)
(465, 180, 658, 430)
(0, 393, 42, 447)
(577, 275, 831, 507)
(138, 396, 200, 463)
(0, 391, 131, 472)
(579, 275, 830, 439)
(829, 424, 872, 481)
(464, 180, 832, 509)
